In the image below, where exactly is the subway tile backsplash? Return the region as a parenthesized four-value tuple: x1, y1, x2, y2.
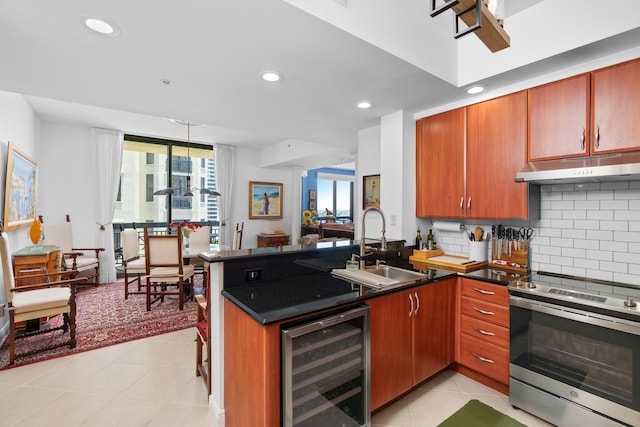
(424, 180, 640, 287)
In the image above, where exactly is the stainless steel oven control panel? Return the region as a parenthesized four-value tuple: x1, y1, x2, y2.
(508, 278, 640, 318)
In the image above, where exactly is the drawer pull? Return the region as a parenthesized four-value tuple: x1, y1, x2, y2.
(472, 353, 495, 364)
(473, 307, 495, 316)
(472, 287, 495, 295)
(472, 327, 495, 336)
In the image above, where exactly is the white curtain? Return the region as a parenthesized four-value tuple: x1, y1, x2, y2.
(91, 128, 124, 283)
(214, 144, 235, 248)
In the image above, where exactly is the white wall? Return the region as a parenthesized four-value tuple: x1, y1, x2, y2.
(37, 122, 98, 247)
(229, 146, 295, 248)
(0, 90, 41, 339)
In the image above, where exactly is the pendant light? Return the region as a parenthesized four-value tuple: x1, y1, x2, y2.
(153, 121, 221, 197)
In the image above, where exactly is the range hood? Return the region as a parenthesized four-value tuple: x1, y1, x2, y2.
(516, 151, 640, 184)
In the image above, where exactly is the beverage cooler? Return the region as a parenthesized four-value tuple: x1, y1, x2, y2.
(281, 305, 370, 427)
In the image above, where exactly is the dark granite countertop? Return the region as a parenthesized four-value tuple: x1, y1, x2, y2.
(222, 268, 457, 325)
(216, 242, 526, 325)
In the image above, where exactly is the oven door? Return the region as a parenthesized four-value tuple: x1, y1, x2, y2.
(510, 296, 640, 425)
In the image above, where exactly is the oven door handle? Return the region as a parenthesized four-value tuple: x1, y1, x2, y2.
(510, 296, 640, 336)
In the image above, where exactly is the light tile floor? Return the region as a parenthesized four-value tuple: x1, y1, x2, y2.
(0, 328, 217, 427)
(0, 329, 553, 427)
(372, 369, 554, 427)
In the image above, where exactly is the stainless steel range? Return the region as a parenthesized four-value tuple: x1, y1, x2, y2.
(508, 273, 640, 427)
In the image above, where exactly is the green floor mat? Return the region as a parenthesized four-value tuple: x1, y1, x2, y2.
(438, 399, 527, 427)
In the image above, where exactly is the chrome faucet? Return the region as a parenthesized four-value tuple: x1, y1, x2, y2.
(360, 207, 387, 269)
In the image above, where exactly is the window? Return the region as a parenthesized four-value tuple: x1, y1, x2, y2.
(145, 174, 154, 202)
(317, 174, 354, 221)
(114, 136, 218, 225)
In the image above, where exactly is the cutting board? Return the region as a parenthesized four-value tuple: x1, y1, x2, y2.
(417, 254, 487, 272)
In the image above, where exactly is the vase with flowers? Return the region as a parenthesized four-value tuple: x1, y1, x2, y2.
(170, 220, 202, 250)
(301, 210, 319, 226)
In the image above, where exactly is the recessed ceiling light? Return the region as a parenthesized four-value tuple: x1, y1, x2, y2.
(357, 101, 372, 109)
(465, 85, 486, 95)
(82, 16, 120, 36)
(261, 71, 281, 82)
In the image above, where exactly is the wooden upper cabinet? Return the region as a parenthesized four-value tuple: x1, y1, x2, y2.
(416, 108, 466, 218)
(528, 74, 590, 160)
(591, 58, 640, 154)
(466, 91, 529, 220)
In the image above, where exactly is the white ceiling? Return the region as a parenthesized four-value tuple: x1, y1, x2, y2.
(1, 0, 639, 170)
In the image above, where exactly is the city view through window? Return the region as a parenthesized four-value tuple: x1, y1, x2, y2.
(114, 138, 218, 227)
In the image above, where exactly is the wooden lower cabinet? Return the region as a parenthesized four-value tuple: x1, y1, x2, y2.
(224, 299, 281, 427)
(369, 278, 455, 410)
(455, 278, 510, 393)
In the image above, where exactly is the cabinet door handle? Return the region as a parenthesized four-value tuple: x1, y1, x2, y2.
(580, 127, 586, 151)
(473, 287, 495, 295)
(594, 125, 600, 149)
(414, 292, 420, 315)
(472, 353, 495, 364)
(472, 326, 495, 336)
(409, 293, 414, 317)
(473, 307, 495, 316)
(467, 197, 471, 211)
(459, 197, 464, 212)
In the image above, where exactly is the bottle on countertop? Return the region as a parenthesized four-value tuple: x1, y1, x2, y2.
(415, 227, 422, 248)
(427, 229, 435, 250)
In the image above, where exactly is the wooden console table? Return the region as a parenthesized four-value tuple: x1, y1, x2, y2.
(13, 245, 62, 280)
(257, 234, 290, 248)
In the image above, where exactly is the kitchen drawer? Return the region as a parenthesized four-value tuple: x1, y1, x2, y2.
(460, 333, 509, 384)
(461, 279, 508, 306)
(460, 314, 509, 349)
(461, 296, 509, 328)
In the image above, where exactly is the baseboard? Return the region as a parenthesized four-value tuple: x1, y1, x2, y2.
(452, 363, 509, 395)
(208, 396, 225, 426)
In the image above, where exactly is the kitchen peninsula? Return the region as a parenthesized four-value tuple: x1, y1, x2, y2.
(201, 241, 517, 427)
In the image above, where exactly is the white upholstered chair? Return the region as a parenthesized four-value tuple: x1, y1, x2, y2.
(143, 227, 195, 311)
(186, 224, 210, 289)
(121, 228, 147, 299)
(41, 215, 105, 284)
(1, 222, 86, 365)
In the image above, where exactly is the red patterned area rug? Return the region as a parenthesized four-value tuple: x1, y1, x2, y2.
(0, 280, 198, 370)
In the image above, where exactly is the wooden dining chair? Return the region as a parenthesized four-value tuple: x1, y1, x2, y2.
(143, 227, 195, 311)
(122, 228, 147, 299)
(1, 222, 87, 364)
(232, 221, 244, 250)
(187, 224, 211, 290)
(195, 292, 211, 395)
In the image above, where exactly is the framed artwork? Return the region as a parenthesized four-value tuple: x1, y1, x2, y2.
(3, 144, 38, 231)
(309, 200, 316, 210)
(309, 189, 316, 200)
(363, 174, 380, 209)
(249, 181, 283, 219)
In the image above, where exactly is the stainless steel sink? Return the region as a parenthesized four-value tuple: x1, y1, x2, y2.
(331, 265, 428, 290)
